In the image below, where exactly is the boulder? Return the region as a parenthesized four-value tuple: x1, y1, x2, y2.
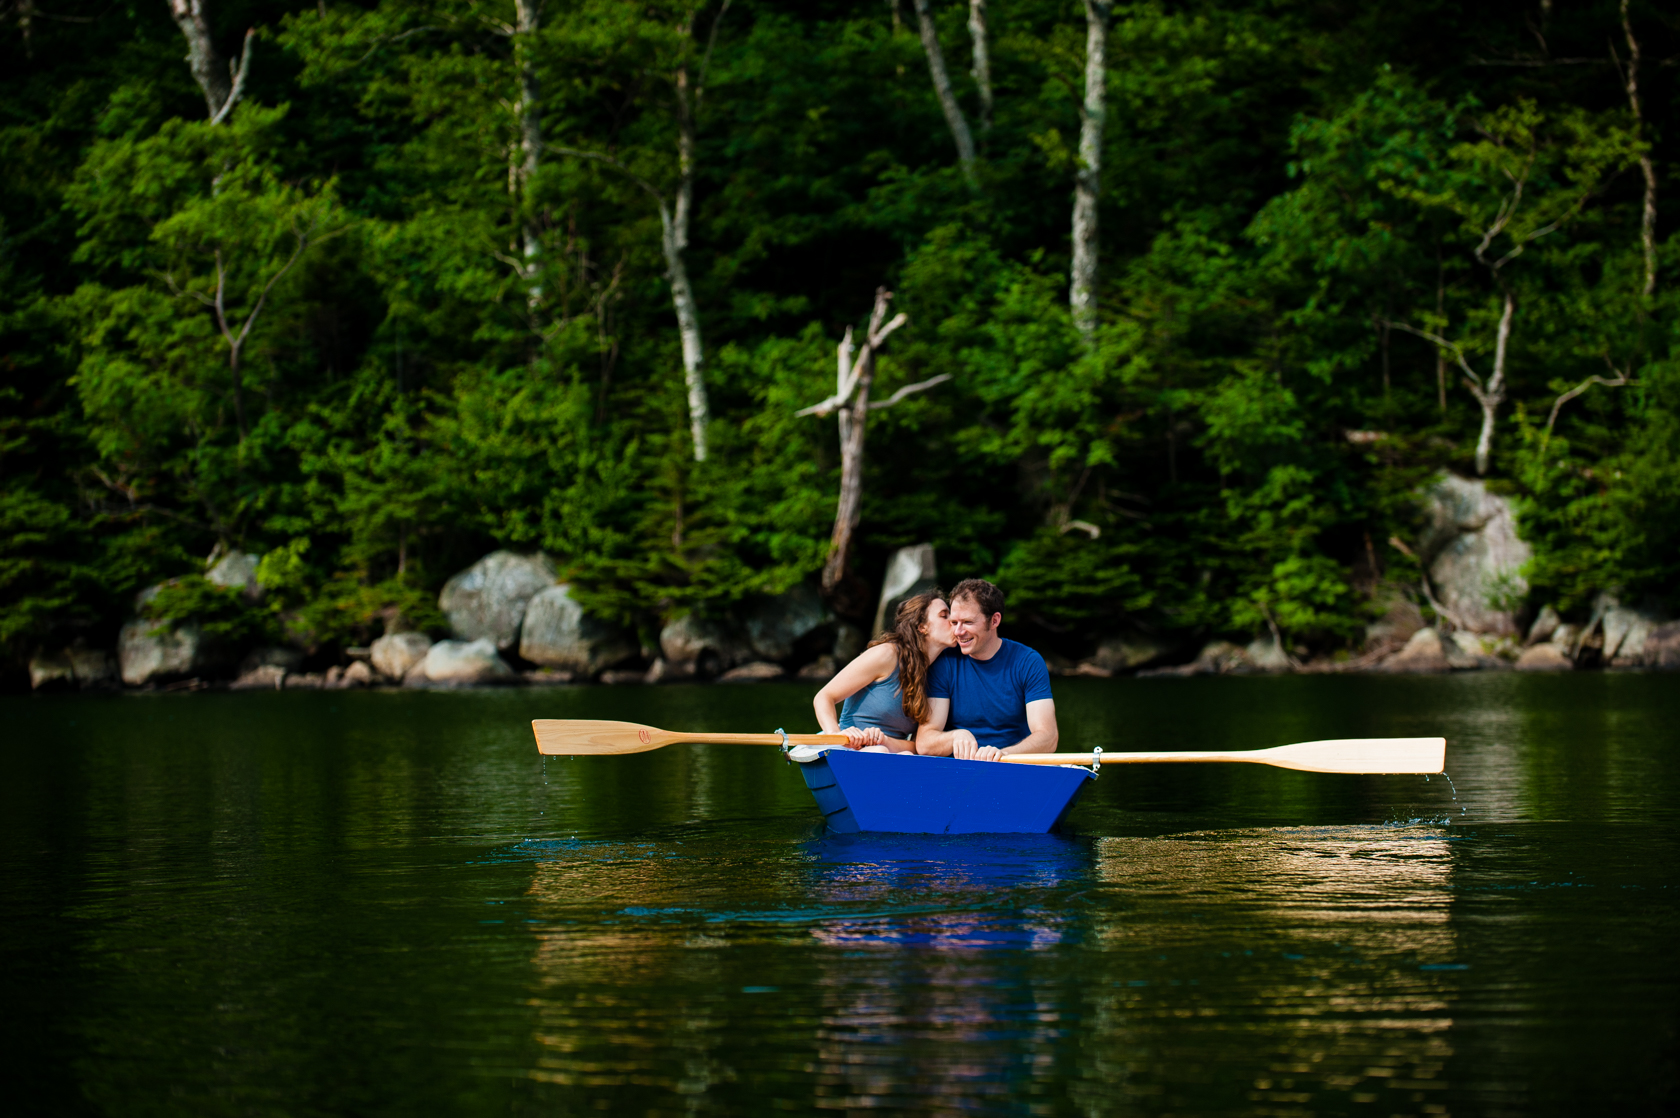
(659, 613, 749, 678)
(1525, 605, 1561, 647)
(1442, 631, 1508, 670)
(832, 622, 868, 666)
(1603, 607, 1660, 669)
(286, 672, 327, 689)
(644, 657, 690, 684)
(28, 649, 75, 692)
(240, 646, 303, 676)
(599, 668, 648, 685)
(206, 549, 264, 602)
(340, 660, 375, 688)
(405, 639, 517, 688)
(1416, 475, 1531, 635)
(1139, 641, 1250, 677)
(1382, 627, 1451, 673)
(1244, 634, 1295, 673)
(1088, 631, 1170, 673)
(371, 632, 433, 681)
(522, 668, 574, 686)
(1643, 622, 1680, 669)
(1366, 596, 1425, 648)
(231, 664, 287, 690)
(118, 618, 203, 686)
(718, 661, 786, 683)
(518, 584, 637, 676)
(744, 582, 833, 663)
(438, 551, 558, 652)
(796, 655, 838, 682)
(872, 543, 939, 637)
(67, 645, 116, 689)
(1516, 644, 1573, 672)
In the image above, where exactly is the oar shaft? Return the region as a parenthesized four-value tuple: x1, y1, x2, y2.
(672, 732, 849, 747)
(1003, 751, 1267, 766)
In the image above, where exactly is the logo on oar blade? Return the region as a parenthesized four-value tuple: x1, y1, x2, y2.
(638, 730, 651, 744)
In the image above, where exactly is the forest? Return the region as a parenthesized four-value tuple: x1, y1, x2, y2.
(2, 0, 1676, 679)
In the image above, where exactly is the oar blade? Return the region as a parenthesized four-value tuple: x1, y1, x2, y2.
(532, 719, 679, 756)
(1261, 737, 1445, 774)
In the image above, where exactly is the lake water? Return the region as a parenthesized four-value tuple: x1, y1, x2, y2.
(3, 673, 1676, 1116)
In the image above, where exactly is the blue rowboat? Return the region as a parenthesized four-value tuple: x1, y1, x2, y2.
(788, 747, 1095, 834)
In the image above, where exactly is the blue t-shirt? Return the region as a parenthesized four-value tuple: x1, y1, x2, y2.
(925, 638, 1054, 750)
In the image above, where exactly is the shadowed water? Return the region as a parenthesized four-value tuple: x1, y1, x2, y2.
(3, 673, 1676, 1116)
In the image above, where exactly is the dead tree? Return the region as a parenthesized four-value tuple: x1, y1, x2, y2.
(798, 288, 949, 600)
(1069, 0, 1111, 341)
(165, 0, 254, 125)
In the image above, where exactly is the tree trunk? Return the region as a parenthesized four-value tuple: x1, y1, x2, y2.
(1435, 251, 1447, 412)
(1620, 0, 1657, 296)
(1069, 0, 1110, 341)
(513, 0, 543, 309)
(166, 0, 251, 123)
(822, 345, 873, 595)
(967, 0, 991, 138)
(1473, 290, 1514, 476)
(911, 0, 978, 190)
(668, 54, 710, 462)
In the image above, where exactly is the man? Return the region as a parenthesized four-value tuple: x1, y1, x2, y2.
(915, 578, 1058, 762)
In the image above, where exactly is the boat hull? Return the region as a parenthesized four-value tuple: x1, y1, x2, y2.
(793, 748, 1095, 834)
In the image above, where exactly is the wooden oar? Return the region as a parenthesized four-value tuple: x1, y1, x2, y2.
(532, 719, 847, 756)
(534, 721, 1442, 774)
(1001, 737, 1445, 775)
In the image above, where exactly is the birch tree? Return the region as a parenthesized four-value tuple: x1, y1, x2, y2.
(797, 288, 948, 598)
(1069, 0, 1111, 341)
(511, 0, 543, 309)
(1383, 103, 1636, 476)
(165, 0, 255, 125)
(553, 1, 730, 461)
(1614, 0, 1657, 297)
(968, 0, 992, 139)
(910, 0, 978, 190)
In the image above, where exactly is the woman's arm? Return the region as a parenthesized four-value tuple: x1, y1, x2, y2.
(813, 644, 896, 747)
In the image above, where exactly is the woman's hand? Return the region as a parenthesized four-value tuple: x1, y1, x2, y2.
(841, 726, 887, 749)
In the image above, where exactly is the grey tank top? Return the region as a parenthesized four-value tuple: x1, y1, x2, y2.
(837, 665, 918, 739)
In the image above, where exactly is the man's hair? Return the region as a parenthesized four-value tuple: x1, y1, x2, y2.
(949, 578, 1004, 622)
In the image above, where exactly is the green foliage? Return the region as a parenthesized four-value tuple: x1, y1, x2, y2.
(1, 0, 1676, 674)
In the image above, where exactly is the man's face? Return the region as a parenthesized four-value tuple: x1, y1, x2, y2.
(948, 595, 999, 657)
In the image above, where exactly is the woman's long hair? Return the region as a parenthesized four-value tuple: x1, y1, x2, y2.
(866, 588, 944, 725)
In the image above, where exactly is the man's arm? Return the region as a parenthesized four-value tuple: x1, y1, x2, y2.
(915, 697, 977, 757)
(971, 699, 1058, 762)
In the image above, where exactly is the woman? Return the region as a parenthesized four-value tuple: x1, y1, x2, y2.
(813, 590, 955, 751)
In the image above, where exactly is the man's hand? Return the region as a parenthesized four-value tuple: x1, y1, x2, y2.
(952, 736, 1004, 762)
(841, 726, 887, 749)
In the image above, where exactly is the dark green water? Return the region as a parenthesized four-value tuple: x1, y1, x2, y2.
(3, 673, 1676, 1116)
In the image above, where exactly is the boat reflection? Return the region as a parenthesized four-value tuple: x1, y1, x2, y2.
(801, 832, 1091, 950)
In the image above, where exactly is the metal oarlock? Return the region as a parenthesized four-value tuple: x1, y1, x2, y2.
(1090, 746, 1103, 776)
(777, 727, 790, 756)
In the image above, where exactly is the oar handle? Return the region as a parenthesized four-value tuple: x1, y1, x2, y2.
(672, 732, 850, 746)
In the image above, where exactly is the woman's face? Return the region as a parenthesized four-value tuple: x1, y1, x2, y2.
(919, 598, 956, 648)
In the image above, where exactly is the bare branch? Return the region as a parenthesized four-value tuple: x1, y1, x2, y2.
(694, 0, 733, 116)
(869, 372, 950, 411)
(547, 144, 666, 204)
(1541, 359, 1637, 456)
(209, 28, 255, 126)
(1382, 319, 1485, 392)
